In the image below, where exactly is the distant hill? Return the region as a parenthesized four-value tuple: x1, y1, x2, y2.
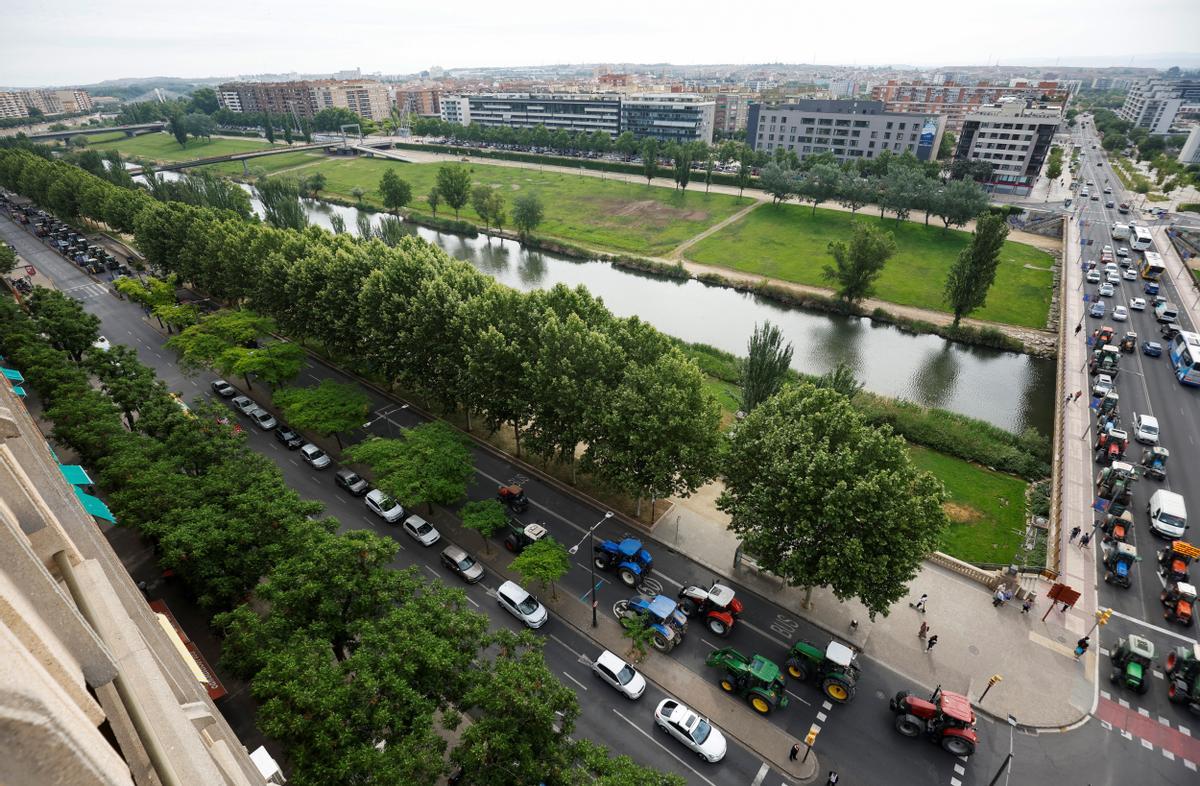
(77, 76, 225, 102)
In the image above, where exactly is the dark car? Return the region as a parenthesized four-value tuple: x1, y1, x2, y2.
(334, 468, 370, 496)
(274, 424, 304, 449)
(1142, 341, 1163, 357)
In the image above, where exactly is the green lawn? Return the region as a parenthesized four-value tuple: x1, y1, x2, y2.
(686, 203, 1055, 328)
(213, 156, 745, 256)
(907, 445, 1028, 565)
(204, 150, 327, 177)
(76, 130, 129, 145)
(90, 132, 277, 163)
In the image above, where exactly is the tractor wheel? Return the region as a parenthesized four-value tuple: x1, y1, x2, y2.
(1166, 651, 1180, 673)
(821, 677, 854, 704)
(720, 678, 736, 693)
(651, 632, 672, 652)
(941, 736, 975, 757)
(618, 568, 638, 587)
(707, 616, 731, 636)
(747, 690, 775, 716)
(787, 658, 811, 682)
(1168, 681, 1187, 703)
(1104, 572, 1113, 584)
(504, 537, 518, 553)
(593, 556, 609, 571)
(894, 715, 922, 738)
(1136, 679, 1149, 695)
(678, 597, 698, 617)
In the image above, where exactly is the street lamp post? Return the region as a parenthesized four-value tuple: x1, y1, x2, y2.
(361, 404, 408, 437)
(568, 511, 614, 627)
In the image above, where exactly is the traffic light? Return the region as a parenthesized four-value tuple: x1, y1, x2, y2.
(1096, 607, 1114, 626)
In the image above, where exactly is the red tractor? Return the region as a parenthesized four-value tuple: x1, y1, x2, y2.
(890, 687, 978, 757)
(497, 484, 529, 513)
(1095, 429, 1129, 465)
(678, 582, 744, 636)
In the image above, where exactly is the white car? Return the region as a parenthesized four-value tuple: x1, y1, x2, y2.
(248, 407, 277, 430)
(1132, 413, 1159, 445)
(1112, 305, 1129, 322)
(1102, 244, 1113, 255)
(1092, 374, 1113, 398)
(92, 335, 111, 352)
(211, 379, 236, 397)
(1116, 247, 1129, 257)
(365, 488, 405, 523)
(1099, 283, 1115, 297)
(496, 580, 548, 629)
(1130, 297, 1146, 311)
(231, 395, 258, 416)
(654, 699, 727, 763)
(592, 650, 647, 699)
(1122, 268, 1137, 281)
(401, 513, 440, 546)
(1086, 270, 1101, 284)
(299, 443, 331, 469)
(1104, 262, 1119, 275)
(1106, 272, 1121, 285)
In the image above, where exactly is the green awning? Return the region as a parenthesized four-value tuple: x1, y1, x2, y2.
(59, 464, 93, 486)
(74, 487, 115, 523)
(2, 367, 24, 383)
(12, 385, 25, 398)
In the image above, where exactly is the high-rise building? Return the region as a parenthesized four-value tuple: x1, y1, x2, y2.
(395, 88, 443, 117)
(1178, 126, 1200, 165)
(871, 80, 1070, 132)
(954, 100, 1061, 195)
(439, 93, 622, 136)
(217, 79, 393, 121)
(0, 88, 93, 118)
(620, 94, 715, 144)
(714, 93, 752, 135)
(1118, 78, 1200, 135)
(747, 99, 945, 164)
(0, 92, 27, 119)
(311, 80, 392, 121)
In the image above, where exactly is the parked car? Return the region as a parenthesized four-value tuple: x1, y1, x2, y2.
(364, 488, 404, 522)
(274, 424, 304, 449)
(231, 395, 257, 416)
(1130, 297, 1146, 311)
(496, 580, 548, 629)
(211, 379, 236, 397)
(401, 514, 441, 546)
(439, 544, 485, 583)
(334, 468, 370, 496)
(1132, 413, 1160, 445)
(653, 699, 727, 763)
(1086, 270, 1102, 284)
(248, 407, 277, 430)
(1112, 305, 1129, 322)
(592, 650, 646, 699)
(299, 443, 331, 469)
(92, 335, 111, 352)
(1142, 340, 1163, 357)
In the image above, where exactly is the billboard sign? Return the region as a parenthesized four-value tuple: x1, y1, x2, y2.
(916, 117, 939, 160)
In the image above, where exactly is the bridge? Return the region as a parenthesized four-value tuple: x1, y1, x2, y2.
(128, 137, 413, 176)
(27, 122, 166, 142)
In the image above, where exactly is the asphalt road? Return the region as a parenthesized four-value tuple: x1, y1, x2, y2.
(5, 174, 1198, 784)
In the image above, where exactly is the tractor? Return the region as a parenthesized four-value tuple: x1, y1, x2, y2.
(1141, 446, 1169, 480)
(1095, 428, 1129, 465)
(593, 537, 653, 588)
(1089, 344, 1121, 377)
(785, 639, 860, 703)
(1096, 390, 1119, 419)
(1110, 635, 1155, 694)
(1157, 542, 1195, 584)
(1103, 543, 1139, 588)
(497, 484, 529, 513)
(890, 687, 978, 757)
(678, 582, 744, 636)
(1093, 325, 1116, 346)
(502, 519, 548, 553)
(1165, 644, 1200, 713)
(1095, 461, 1136, 516)
(1119, 331, 1138, 353)
(704, 647, 790, 716)
(1161, 582, 1197, 627)
(1101, 510, 1134, 545)
(614, 594, 688, 652)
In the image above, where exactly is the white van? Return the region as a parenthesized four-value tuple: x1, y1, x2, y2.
(1148, 490, 1188, 539)
(1111, 223, 1130, 240)
(1155, 301, 1179, 323)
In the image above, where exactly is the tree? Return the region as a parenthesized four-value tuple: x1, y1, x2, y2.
(27, 288, 101, 362)
(512, 192, 544, 237)
(343, 421, 474, 512)
(254, 176, 308, 230)
(510, 538, 570, 599)
(816, 362, 863, 400)
(350, 185, 365, 205)
(759, 161, 796, 205)
(739, 321, 793, 413)
(426, 187, 441, 216)
(471, 184, 495, 228)
(614, 131, 638, 159)
(879, 166, 925, 223)
(302, 171, 326, 198)
(378, 169, 413, 213)
(282, 123, 293, 145)
(487, 189, 507, 235)
(837, 172, 876, 214)
(67, 134, 89, 148)
(619, 613, 657, 663)
(188, 87, 220, 115)
(703, 151, 716, 193)
(937, 131, 957, 160)
(943, 212, 1010, 326)
(221, 340, 306, 390)
(272, 379, 370, 448)
(184, 113, 216, 140)
(932, 178, 988, 234)
(796, 162, 841, 216)
(167, 113, 189, 148)
(263, 112, 275, 144)
(671, 146, 692, 190)
(719, 383, 947, 617)
(459, 499, 508, 554)
(436, 164, 472, 218)
(822, 221, 897, 304)
(0, 244, 15, 277)
(641, 139, 659, 184)
(736, 149, 753, 197)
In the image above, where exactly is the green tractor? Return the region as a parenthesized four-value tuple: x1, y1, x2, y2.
(785, 639, 860, 704)
(704, 647, 790, 716)
(1165, 644, 1200, 713)
(1109, 635, 1155, 694)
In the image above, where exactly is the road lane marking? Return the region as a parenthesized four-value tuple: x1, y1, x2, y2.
(1109, 608, 1200, 642)
(751, 763, 769, 786)
(610, 709, 719, 786)
(784, 690, 811, 706)
(562, 671, 588, 691)
(424, 566, 439, 578)
(549, 633, 585, 660)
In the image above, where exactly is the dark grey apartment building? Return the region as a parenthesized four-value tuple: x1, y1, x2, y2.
(746, 99, 946, 164)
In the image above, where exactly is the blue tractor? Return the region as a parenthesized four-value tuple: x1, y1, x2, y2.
(594, 537, 653, 588)
(615, 594, 688, 653)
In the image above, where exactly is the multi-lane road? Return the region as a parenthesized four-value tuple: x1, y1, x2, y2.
(4, 151, 1198, 783)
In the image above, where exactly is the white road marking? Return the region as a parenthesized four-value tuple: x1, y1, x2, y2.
(1184, 759, 1197, 771)
(424, 565, 439, 578)
(1101, 720, 1113, 730)
(700, 638, 719, 650)
(1163, 749, 1175, 761)
(784, 690, 812, 706)
(1153, 670, 1164, 680)
(562, 671, 588, 691)
(950, 778, 962, 786)
(1138, 707, 1151, 717)
(822, 701, 833, 711)
(464, 595, 479, 608)
(816, 712, 827, 722)
(1159, 715, 1171, 726)
(610, 709, 719, 786)
(549, 634, 585, 660)
(954, 764, 966, 775)
(1110, 609, 1200, 642)
(1120, 729, 1133, 740)
(1100, 690, 1111, 700)
(1141, 738, 1154, 750)
(750, 763, 769, 786)
(1180, 725, 1191, 737)
(1118, 698, 1130, 708)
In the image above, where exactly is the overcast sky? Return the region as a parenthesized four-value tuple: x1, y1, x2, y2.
(3, 0, 1198, 87)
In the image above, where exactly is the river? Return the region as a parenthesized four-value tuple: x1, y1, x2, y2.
(143, 172, 1056, 435)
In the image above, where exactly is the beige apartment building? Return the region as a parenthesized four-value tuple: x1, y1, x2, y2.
(218, 79, 392, 121)
(713, 92, 752, 136)
(0, 89, 94, 118)
(0, 379, 276, 785)
(871, 80, 1070, 133)
(954, 99, 1062, 195)
(394, 88, 442, 117)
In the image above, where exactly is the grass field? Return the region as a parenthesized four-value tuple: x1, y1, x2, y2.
(90, 132, 277, 163)
(205, 150, 327, 177)
(908, 445, 1028, 565)
(204, 156, 746, 256)
(686, 203, 1055, 328)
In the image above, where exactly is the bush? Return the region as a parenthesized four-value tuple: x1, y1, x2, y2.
(1028, 479, 1052, 518)
(406, 212, 479, 237)
(1178, 202, 1200, 214)
(985, 205, 1024, 218)
(610, 256, 689, 280)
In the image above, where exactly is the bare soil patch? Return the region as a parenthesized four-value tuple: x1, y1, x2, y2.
(943, 502, 982, 524)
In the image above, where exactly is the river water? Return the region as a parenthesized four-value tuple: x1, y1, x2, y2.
(145, 173, 1056, 434)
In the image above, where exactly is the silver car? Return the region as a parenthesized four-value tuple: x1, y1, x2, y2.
(439, 544, 484, 583)
(299, 443, 331, 469)
(496, 580, 547, 628)
(231, 395, 257, 416)
(248, 407, 277, 430)
(592, 650, 646, 699)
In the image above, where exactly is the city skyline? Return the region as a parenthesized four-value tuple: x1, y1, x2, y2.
(4, 0, 1199, 86)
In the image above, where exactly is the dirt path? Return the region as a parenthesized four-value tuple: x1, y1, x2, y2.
(667, 200, 764, 259)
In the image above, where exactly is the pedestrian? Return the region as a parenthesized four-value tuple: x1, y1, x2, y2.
(1075, 321, 1083, 335)
(790, 742, 802, 761)
(1069, 525, 1082, 543)
(826, 772, 840, 785)
(1079, 531, 1092, 549)
(1021, 598, 1034, 614)
(911, 593, 928, 613)
(926, 635, 938, 653)
(1074, 390, 1084, 402)
(993, 585, 1009, 607)
(1064, 392, 1073, 405)
(918, 620, 929, 639)
(1074, 636, 1090, 660)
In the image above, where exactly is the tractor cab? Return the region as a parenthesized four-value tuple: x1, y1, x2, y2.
(1095, 428, 1128, 465)
(1089, 344, 1121, 377)
(1094, 325, 1116, 346)
(1096, 390, 1119, 417)
(497, 484, 529, 513)
(1141, 446, 1169, 480)
(890, 687, 978, 757)
(616, 594, 689, 652)
(1110, 634, 1155, 694)
(594, 537, 653, 588)
(1158, 542, 1195, 584)
(679, 582, 744, 636)
(1103, 542, 1139, 588)
(1096, 461, 1136, 514)
(786, 639, 861, 703)
(1119, 331, 1138, 353)
(1101, 510, 1134, 544)
(1161, 582, 1197, 628)
(502, 520, 548, 553)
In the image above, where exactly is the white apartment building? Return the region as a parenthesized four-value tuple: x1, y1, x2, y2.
(954, 99, 1061, 195)
(1118, 78, 1200, 135)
